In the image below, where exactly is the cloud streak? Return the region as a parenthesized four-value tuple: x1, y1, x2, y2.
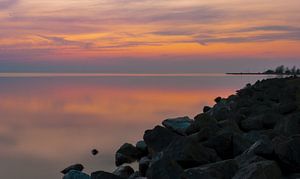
(0, 0, 18, 9)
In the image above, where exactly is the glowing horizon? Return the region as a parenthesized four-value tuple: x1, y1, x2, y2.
(1, 0, 300, 71)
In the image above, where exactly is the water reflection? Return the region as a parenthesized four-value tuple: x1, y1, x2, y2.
(0, 75, 267, 179)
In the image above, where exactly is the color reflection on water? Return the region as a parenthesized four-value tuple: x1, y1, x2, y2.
(0, 75, 268, 179)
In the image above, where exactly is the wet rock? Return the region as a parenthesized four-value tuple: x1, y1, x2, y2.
(164, 137, 220, 168)
(143, 126, 179, 155)
(184, 159, 238, 179)
(146, 155, 185, 179)
(113, 166, 134, 178)
(274, 135, 300, 172)
(115, 143, 143, 166)
(186, 113, 218, 135)
(61, 164, 84, 174)
(162, 116, 193, 135)
(63, 170, 90, 179)
(189, 124, 221, 142)
(91, 171, 123, 179)
(233, 160, 282, 179)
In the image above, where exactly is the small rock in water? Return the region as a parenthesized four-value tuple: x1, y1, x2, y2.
(92, 149, 99, 156)
(61, 164, 84, 174)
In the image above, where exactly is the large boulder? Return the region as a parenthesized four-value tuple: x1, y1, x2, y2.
(274, 112, 300, 136)
(162, 116, 193, 135)
(61, 164, 84, 174)
(164, 137, 220, 168)
(143, 126, 179, 155)
(244, 139, 274, 158)
(202, 130, 234, 159)
(278, 102, 298, 115)
(274, 135, 300, 172)
(115, 143, 143, 166)
(233, 160, 282, 179)
(63, 170, 90, 179)
(189, 124, 221, 142)
(208, 100, 231, 121)
(91, 171, 123, 179)
(113, 166, 135, 178)
(186, 113, 218, 135)
(240, 116, 264, 131)
(146, 155, 185, 179)
(218, 119, 242, 134)
(184, 159, 238, 179)
(135, 140, 148, 156)
(232, 133, 253, 157)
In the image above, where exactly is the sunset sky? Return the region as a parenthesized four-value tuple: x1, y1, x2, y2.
(0, 0, 300, 72)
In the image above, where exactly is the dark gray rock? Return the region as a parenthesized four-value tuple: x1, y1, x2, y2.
(164, 137, 220, 168)
(232, 133, 253, 157)
(143, 126, 179, 155)
(284, 173, 300, 179)
(135, 140, 148, 155)
(61, 164, 84, 174)
(245, 139, 274, 157)
(233, 160, 282, 179)
(184, 159, 238, 179)
(146, 155, 185, 179)
(115, 143, 143, 166)
(128, 172, 146, 179)
(162, 116, 193, 135)
(189, 124, 221, 142)
(274, 135, 300, 172)
(235, 152, 266, 169)
(203, 130, 233, 159)
(91, 171, 123, 179)
(139, 157, 151, 177)
(218, 119, 242, 133)
(203, 106, 212, 113)
(278, 102, 298, 115)
(186, 113, 218, 135)
(209, 100, 231, 121)
(214, 97, 222, 103)
(274, 113, 300, 136)
(113, 166, 134, 178)
(240, 116, 264, 131)
(63, 170, 90, 179)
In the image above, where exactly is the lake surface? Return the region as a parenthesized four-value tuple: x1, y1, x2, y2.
(0, 73, 271, 179)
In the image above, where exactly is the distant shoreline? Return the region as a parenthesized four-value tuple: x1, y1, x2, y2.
(226, 72, 298, 76)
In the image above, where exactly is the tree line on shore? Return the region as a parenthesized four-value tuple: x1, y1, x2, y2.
(263, 65, 300, 75)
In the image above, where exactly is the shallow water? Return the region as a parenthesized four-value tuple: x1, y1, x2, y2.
(0, 73, 270, 179)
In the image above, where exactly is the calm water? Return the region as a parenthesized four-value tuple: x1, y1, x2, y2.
(0, 73, 270, 179)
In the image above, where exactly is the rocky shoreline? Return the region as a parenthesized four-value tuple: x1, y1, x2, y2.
(62, 76, 300, 179)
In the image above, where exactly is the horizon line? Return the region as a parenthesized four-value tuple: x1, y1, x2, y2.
(0, 72, 277, 78)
